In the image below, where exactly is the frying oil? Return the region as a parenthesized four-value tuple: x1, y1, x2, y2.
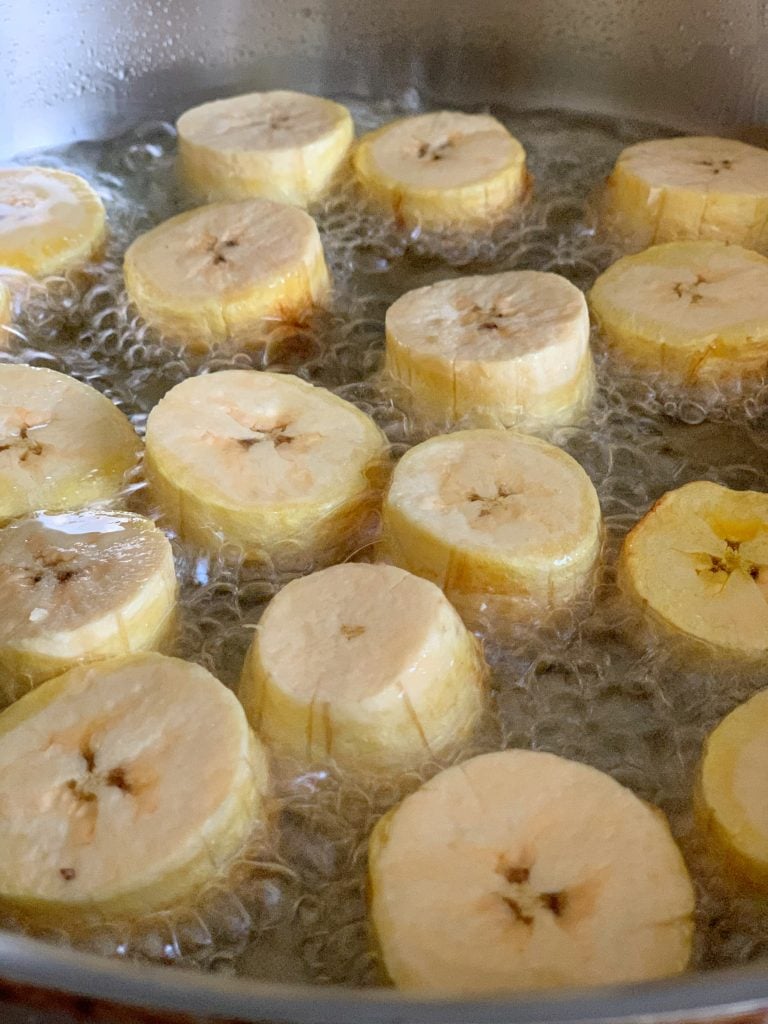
(4, 94, 768, 986)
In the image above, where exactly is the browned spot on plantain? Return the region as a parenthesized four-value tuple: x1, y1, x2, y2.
(237, 423, 293, 450)
(495, 855, 530, 885)
(0, 423, 44, 463)
(55, 567, 80, 584)
(416, 137, 455, 162)
(540, 890, 567, 916)
(80, 741, 96, 773)
(340, 624, 365, 639)
(105, 766, 132, 794)
(66, 779, 96, 804)
(501, 895, 533, 926)
(696, 158, 734, 175)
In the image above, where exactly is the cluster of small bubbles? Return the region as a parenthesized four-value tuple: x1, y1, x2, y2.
(4, 94, 768, 987)
(66, 831, 299, 974)
(276, 769, 383, 986)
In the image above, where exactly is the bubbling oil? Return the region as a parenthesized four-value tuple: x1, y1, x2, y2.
(4, 94, 768, 988)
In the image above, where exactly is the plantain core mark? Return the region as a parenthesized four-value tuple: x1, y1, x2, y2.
(238, 423, 293, 449)
(477, 304, 503, 331)
(66, 779, 97, 803)
(269, 113, 292, 131)
(496, 855, 568, 924)
(697, 158, 733, 174)
(106, 766, 132, 793)
(540, 890, 567, 916)
(208, 236, 240, 266)
(417, 138, 453, 162)
(695, 545, 762, 583)
(673, 274, 707, 304)
(501, 896, 534, 926)
(704, 555, 726, 574)
(55, 568, 79, 585)
(468, 484, 517, 518)
(27, 550, 82, 587)
(501, 864, 530, 884)
(0, 423, 44, 461)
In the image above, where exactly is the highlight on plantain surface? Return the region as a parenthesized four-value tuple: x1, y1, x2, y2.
(177, 90, 354, 207)
(368, 749, 695, 994)
(380, 429, 602, 632)
(144, 369, 390, 570)
(239, 562, 487, 774)
(123, 198, 331, 351)
(0, 166, 107, 276)
(0, 510, 178, 703)
(0, 364, 141, 524)
(589, 241, 768, 384)
(697, 688, 768, 890)
(385, 270, 593, 431)
(620, 481, 768, 657)
(353, 111, 529, 231)
(603, 136, 768, 252)
(0, 652, 268, 927)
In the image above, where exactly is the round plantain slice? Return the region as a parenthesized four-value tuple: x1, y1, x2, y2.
(240, 562, 487, 773)
(0, 652, 268, 925)
(369, 749, 694, 993)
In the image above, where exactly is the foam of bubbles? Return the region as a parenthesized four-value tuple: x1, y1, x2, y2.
(4, 94, 768, 987)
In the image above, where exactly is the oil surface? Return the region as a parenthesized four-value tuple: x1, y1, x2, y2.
(4, 94, 768, 987)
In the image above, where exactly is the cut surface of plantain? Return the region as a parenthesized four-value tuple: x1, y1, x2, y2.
(603, 136, 768, 251)
(0, 166, 106, 276)
(0, 510, 177, 702)
(240, 562, 486, 773)
(353, 111, 528, 231)
(369, 748, 694, 994)
(385, 270, 593, 429)
(0, 364, 141, 523)
(589, 241, 768, 383)
(0, 652, 268, 925)
(620, 480, 768, 657)
(177, 90, 354, 206)
(123, 198, 330, 351)
(380, 430, 601, 630)
(145, 370, 389, 569)
(698, 688, 768, 889)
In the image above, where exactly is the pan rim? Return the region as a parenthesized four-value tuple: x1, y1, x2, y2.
(0, 928, 767, 1024)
